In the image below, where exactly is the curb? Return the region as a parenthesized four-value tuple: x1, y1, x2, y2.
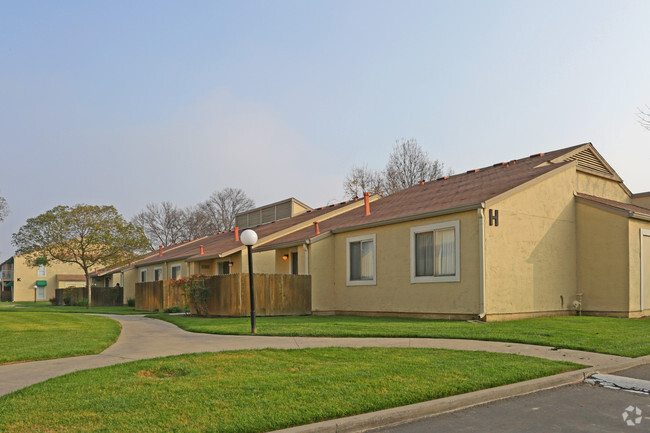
(272, 355, 650, 433)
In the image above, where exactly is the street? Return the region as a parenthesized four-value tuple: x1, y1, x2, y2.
(375, 365, 650, 433)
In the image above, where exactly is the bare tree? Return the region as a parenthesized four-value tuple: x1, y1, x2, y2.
(0, 193, 8, 222)
(181, 205, 214, 240)
(199, 187, 255, 232)
(384, 138, 447, 195)
(343, 165, 386, 198)
(638, 106, 650, 131)
(131, 201, 186, 250)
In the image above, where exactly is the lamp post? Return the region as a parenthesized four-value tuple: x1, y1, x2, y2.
(240, 229, 258, 333)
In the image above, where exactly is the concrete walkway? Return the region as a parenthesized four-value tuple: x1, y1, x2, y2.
(0, 314, 631, 397)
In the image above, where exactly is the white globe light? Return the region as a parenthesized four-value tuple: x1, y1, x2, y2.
(240, 229, 258, 246)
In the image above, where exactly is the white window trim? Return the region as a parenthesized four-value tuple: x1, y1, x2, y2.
(140, 269, 147, 283)
(346, 233, 377, 286)
(171, 264, 182, 280)
(410, 220, 460, 283)
(37, 264, 47, 277)
(153, 267, 163, 281)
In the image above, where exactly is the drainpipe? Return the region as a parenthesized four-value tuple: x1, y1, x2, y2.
(302, 243, 309, 275)
(478, 206, 486, 319)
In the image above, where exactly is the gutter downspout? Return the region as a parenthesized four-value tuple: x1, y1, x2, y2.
(478, 205, 486, 320)
(302, 243, 309, 275)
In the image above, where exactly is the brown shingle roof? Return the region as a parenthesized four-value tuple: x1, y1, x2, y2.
(259, 144, 587, 249)
(135, 199, 363, 266)
(576, 193, 650, 216)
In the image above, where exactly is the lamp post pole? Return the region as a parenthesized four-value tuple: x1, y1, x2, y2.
(240, 229, 258, 334)
(246, 244, 256, 333)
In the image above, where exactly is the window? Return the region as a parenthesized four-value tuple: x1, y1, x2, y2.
(37, 264, 46, 277)
(410, 221, 460, 283)
(140, 269, 147, 282)
(154, 267, 163, 281)
(218, 262, 230, 275)
(171, 265, 182, 280)
(346, 234, 376, 286)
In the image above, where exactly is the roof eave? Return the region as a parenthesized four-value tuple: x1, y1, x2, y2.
(331, 203, 484, 235)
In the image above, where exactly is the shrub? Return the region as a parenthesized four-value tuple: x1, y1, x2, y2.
(127, 298, 136, 307)
(63, 297, 72, 306)
(49, 297, 57, 305)
(76, 298, 89, 307)
(163, 306, 183, 313)
(172, 275, 210, 316)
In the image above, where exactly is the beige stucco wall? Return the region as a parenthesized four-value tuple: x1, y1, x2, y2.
(576, 172, 630, 203)
(292, 200, 311, 216)
(272, 247, 305, 275)
(631, 195, 650, 210)
(11, 256, 86, 302)
(309, 236, 336, 312)
(627, 219, 650, 315)
(485, 167, 577, 318)
(242, 249, 275, 274)
(310, 210, 480, 317)
(576, 203, 629, 313)
(136, 260, 190, 283)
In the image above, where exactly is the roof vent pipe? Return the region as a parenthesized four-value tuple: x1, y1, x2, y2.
(235, 226, 240, 242)
(159, 245, 163, 257)
(200, 245, 204, 255)
(314, 221, 320, 235)
(364, 192, 371, 216)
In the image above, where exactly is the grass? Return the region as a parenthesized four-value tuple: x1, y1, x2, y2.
(148, 314, 650, 357)
(0, 347, 581, 433)
(0, 312, 121, 364)
(1, 301, 142, 315)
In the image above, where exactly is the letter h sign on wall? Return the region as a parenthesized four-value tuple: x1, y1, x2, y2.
(489, 209, 499, 226)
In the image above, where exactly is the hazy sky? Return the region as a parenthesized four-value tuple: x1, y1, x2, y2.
(2, 0, 650, 256)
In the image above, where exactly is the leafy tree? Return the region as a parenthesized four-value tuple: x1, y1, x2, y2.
(199, 187, 255, 232)
(343, 138, 450, 198)
(12, 204, 150, 307)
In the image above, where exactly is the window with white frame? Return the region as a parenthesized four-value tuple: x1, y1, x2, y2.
(171, 265, 182, 280)
(154, 267, 163, 281)
(140, 269, 147, 282)
(37, 264, 46, 277)
(346, 234, 376, 286)
(410, 221, 460, 283)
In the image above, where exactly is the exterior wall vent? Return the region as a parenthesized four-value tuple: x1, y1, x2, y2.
(565, 148, 614, 177)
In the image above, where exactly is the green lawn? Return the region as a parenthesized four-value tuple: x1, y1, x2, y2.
(0, 312, 121, 364)
(149, 314, 650, 357)
(1, 302, 141, 315)
(0, 347, 580, 433)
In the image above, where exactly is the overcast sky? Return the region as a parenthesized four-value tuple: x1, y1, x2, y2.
(1, 0, 650, 257)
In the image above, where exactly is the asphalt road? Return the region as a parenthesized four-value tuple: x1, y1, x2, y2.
(374, 365, 650, 433)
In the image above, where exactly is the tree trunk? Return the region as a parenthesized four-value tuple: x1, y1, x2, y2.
(85, 271, 92, 309)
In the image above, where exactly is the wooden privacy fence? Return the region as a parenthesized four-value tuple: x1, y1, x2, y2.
(54, 286, 124, 306)
(135, 274, 311, 316)
(135, 280, 186, 312)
